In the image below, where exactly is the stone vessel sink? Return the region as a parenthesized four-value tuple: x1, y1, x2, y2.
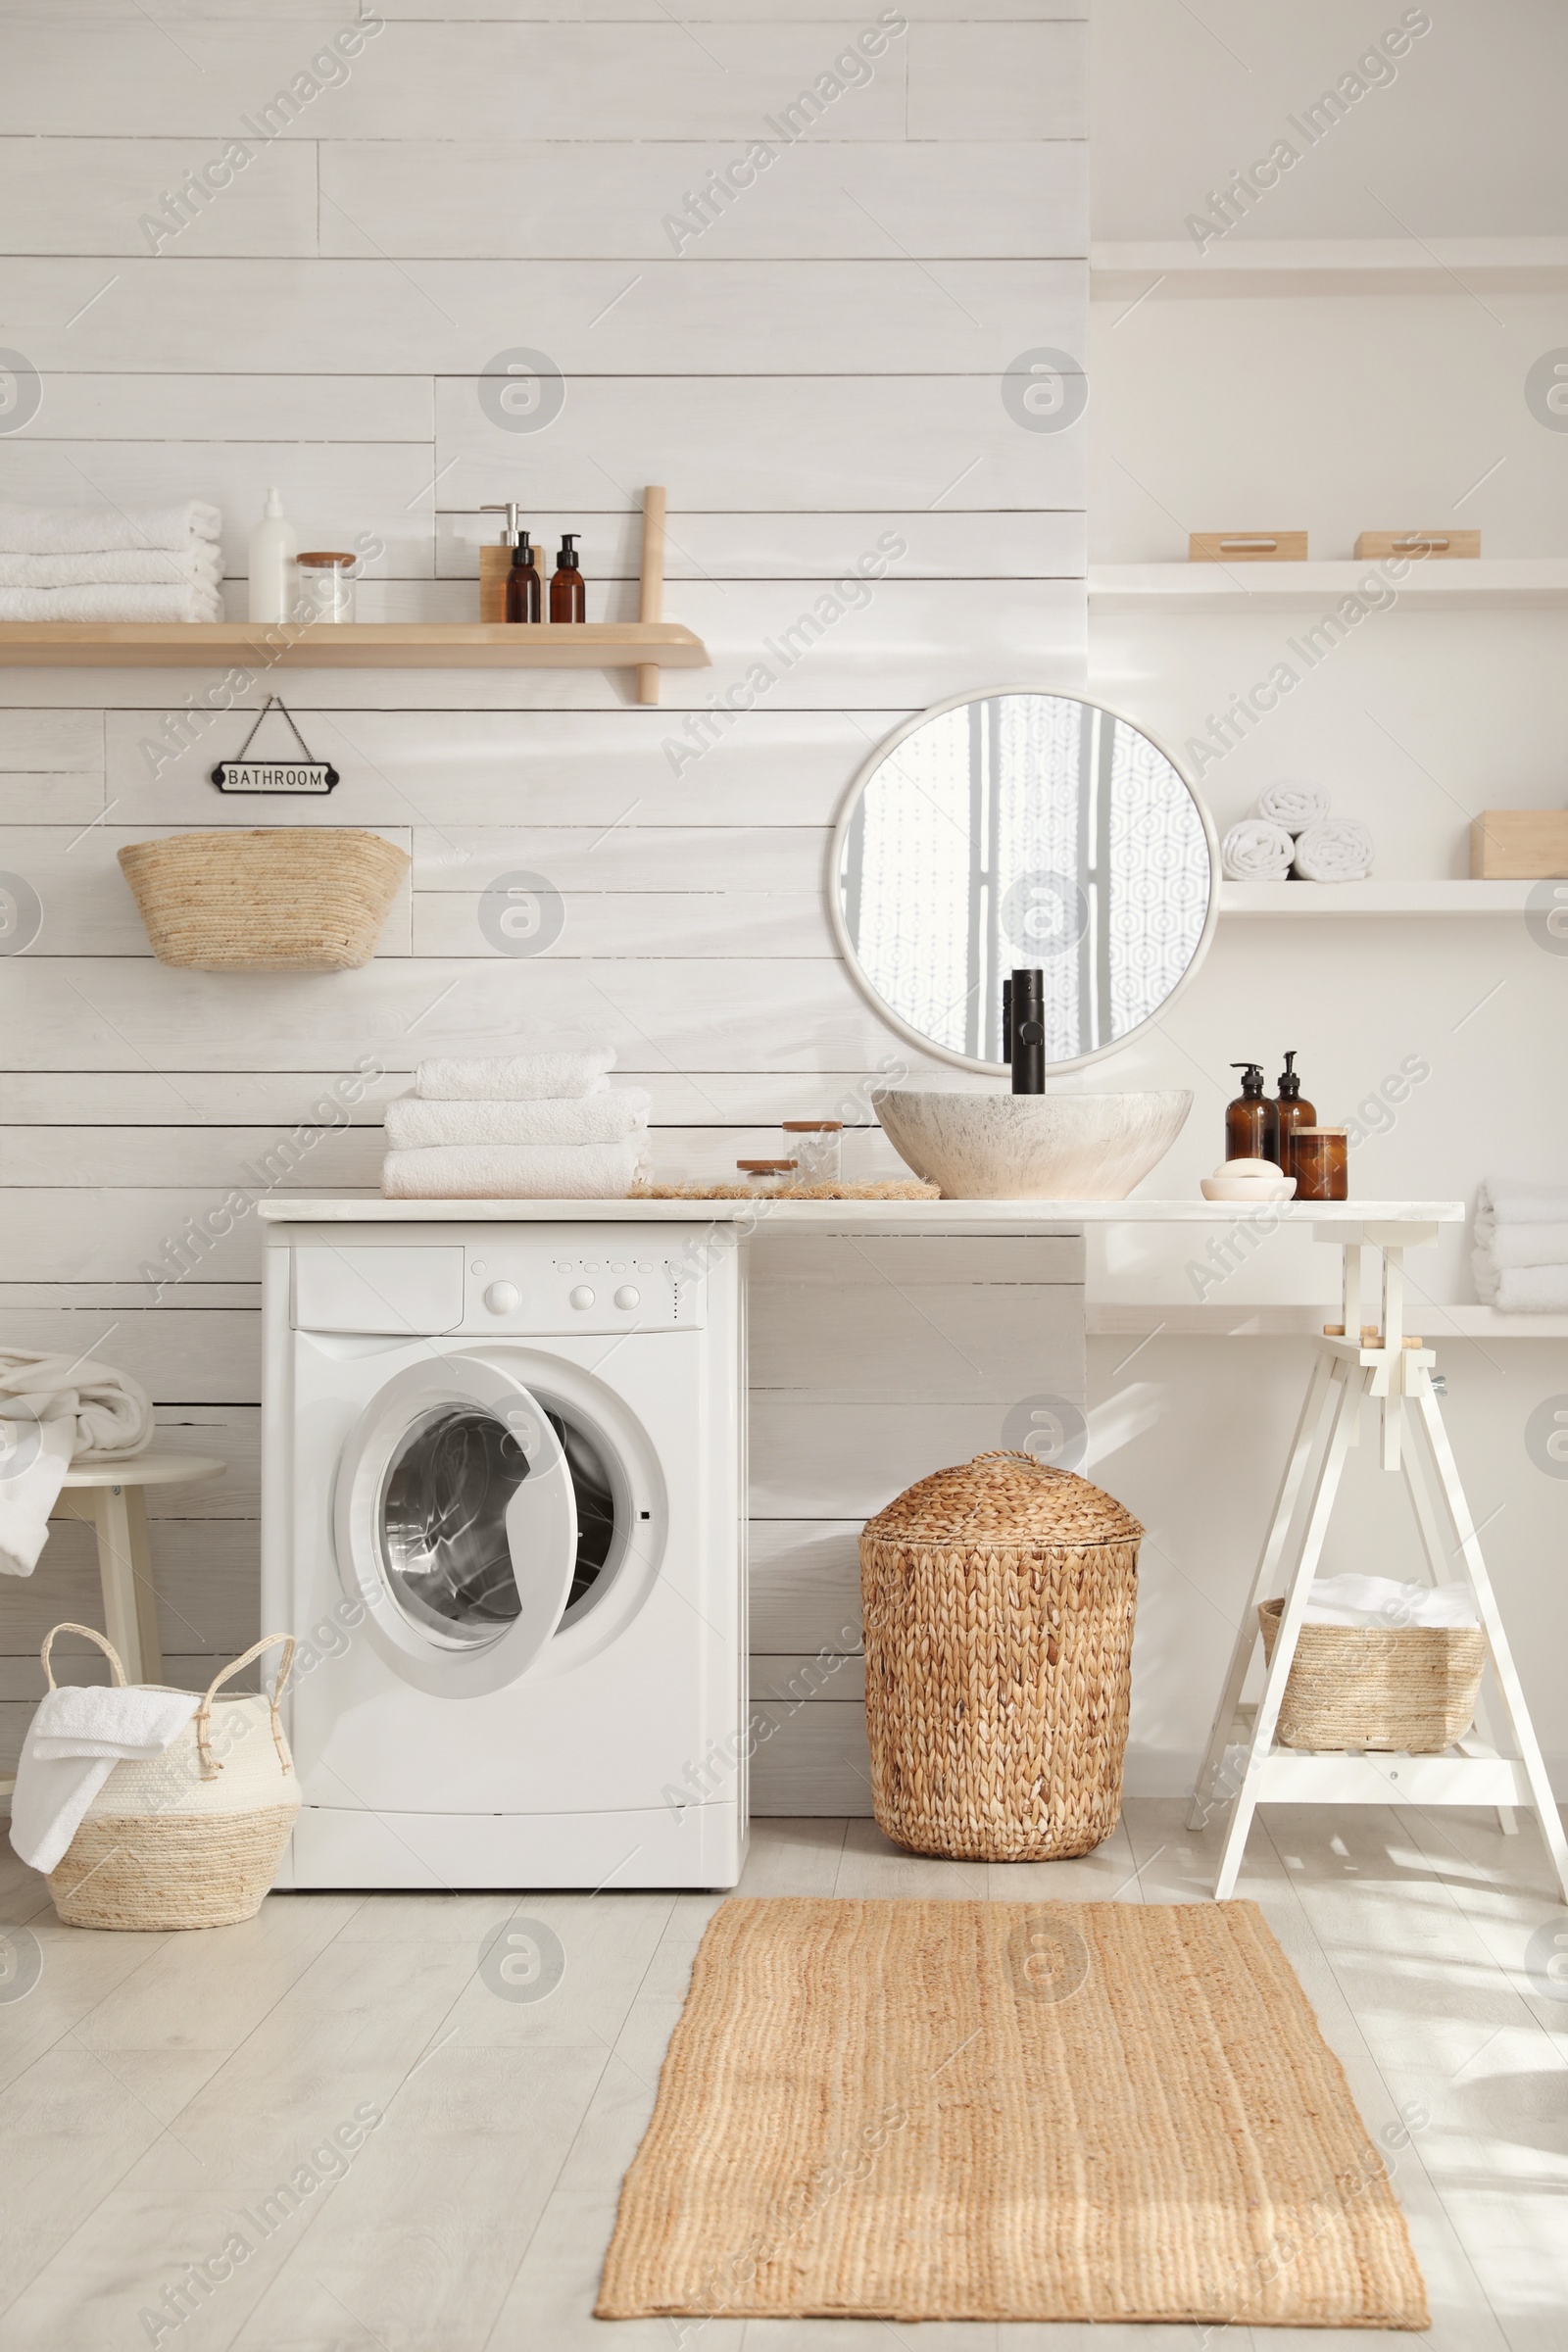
(873, 1088, 1194, 1201)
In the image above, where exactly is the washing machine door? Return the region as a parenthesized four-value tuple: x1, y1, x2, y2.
(334, 1354, 579, 1697)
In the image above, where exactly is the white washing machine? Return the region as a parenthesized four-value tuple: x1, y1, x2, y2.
(260, 1217, 747, 1889)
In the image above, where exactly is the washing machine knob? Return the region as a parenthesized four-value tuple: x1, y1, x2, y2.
(613, 1286, 640, 1310)
(569, 1285, 596, 1310)
(483, 1281, 520, 1314)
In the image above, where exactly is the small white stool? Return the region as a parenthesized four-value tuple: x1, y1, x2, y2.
(48, 1450, 224, 1685)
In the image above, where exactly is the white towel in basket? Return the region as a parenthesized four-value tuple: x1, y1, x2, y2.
(10, 1682, 200, 1875)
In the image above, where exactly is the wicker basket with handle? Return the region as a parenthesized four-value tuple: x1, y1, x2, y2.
(42, 1623, 300, 1930)
(1258, 1596, 1485, 1752)
(118, 827, 407, 971)
(860, 1450, 1143, 1862)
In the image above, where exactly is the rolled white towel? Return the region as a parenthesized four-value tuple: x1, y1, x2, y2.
(1254, 780, 1331, 835)
(0, 547, 221, 589)
(1221, 818, 1295, 881)
(1303, 1572, 1479, 1629)
(415, 1050, 615, 1102)
(1477, 1177, 1568, 1230)
(1291, 818, 1373, 883)
(0, 501, 220, 555)
(382, 1140, 649, 1200)
(0, 583, 223, 623)
(385, 1091, 649, 1149)
(1490, 1263, 1568, 1314)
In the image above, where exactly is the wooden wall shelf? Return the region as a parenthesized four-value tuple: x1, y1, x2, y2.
(1221, 881, 1542, 915)
(0, 618, 709, 679)
(1091, 560, 1568, 611)
(0, 487, 702, 701)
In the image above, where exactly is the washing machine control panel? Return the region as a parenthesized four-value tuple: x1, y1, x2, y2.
(462, 1234, 705, 1333)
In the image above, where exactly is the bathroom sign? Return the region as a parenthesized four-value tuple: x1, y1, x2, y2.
(211, 697, 339, 795)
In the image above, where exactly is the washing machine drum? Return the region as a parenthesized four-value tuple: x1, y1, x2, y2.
(335, 1354, 612, 1696)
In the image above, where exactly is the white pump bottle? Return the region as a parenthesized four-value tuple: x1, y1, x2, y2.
(247, 487, 297, 623)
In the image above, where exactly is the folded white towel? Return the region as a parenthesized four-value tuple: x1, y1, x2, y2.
(1471, 1247, 1500, 1304)
(0, 501, 220, 555)
(415, 1050, 615, 1102)
(1487, 1263, 1568, 1314)
(1477, 1223, 1568, 1269)
(0, 547, 221, 589)
(0, 583, 223, 623)
(1255, 780, 1331, 835)
(0, 1349, 154, 1579)
(381, 1140, 650, 1200)
(385, 1091, 650, 1150)
(1476, 1178, 1568, 1229)
(1302, 1572, 1479, 1629)
(1221, 818, 1295, 881)
(10, 1681, 199, 1875)
(1292, 818, 1373, 882)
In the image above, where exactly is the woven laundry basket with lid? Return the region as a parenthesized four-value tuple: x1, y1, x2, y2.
(861, 1450, 1143, 1862)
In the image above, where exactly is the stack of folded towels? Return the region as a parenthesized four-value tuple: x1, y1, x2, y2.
(1221, 781, 1374, 884)
(381, 1049, 652, 1200)
(1472, 1177, 1568, 1312)
(0, 502, 223, 622)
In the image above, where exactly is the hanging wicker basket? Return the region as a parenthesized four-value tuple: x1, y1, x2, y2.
(860, 1450, 1143, 1862)
(118, 828, 407, 971)
(1258, 1597, 1485, 1753)
(40, 1623, 300, 1931)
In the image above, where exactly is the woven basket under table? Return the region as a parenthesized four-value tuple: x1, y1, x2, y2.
(118, 828, 408, 972)
(860, 1450, 1143, 1862)
(1258, 1596, 1485, 1753)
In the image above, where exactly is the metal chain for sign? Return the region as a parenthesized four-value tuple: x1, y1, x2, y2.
(210, 698, 340, 795)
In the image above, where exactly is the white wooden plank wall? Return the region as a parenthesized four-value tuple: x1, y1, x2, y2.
(0, 1, 1089, 1806)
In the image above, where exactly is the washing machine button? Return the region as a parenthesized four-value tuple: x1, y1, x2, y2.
(613, 1286, 640, 1310)
(483, 1281, 520, 1314)
(569, 1285, 596, 1310)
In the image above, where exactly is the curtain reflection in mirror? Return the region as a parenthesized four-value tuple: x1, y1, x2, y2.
(841, 695, 1209, 1064)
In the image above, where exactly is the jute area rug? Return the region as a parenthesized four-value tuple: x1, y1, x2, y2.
(597, 1897, 1428, 2328)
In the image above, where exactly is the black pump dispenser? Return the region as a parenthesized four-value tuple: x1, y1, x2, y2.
(1226, 1062, 1279, 1163)
(1277, 1051, 1301, 1100)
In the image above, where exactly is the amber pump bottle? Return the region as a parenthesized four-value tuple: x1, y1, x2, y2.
(1226, 1063, 1280, 1163)
(505, 535, 541, 623)
(1274, 1051, 1316, 1182)
(549, 532, 586, 622)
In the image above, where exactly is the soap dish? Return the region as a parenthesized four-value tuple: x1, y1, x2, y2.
(1201, 1169, 1297, 1202)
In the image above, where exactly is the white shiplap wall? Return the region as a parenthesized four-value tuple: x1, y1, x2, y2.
(0, 1, 1089, 1802)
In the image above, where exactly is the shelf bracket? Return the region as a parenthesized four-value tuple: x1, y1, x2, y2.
(636, 485, 666, 707)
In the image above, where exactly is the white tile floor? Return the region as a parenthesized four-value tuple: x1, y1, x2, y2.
(2, 1801, 1566, 2350)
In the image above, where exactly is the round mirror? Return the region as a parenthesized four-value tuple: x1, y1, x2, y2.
(831, 689, 1219, 1074)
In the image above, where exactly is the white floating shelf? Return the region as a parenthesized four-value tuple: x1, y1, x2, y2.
(1092, 236, 1568, 300)
(1090, 560, 1568, 612)
(1221, 881, 1538, 916)
(1088, 1304, 1568, 1339)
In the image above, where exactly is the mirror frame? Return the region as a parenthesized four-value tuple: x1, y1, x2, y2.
(828, 685, 1222, 1077)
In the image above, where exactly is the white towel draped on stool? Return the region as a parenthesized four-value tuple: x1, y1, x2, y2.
(0, 1350, 154, 1579)
(10, 1682, 200, 1875)
(1221, 818, 1295, 881)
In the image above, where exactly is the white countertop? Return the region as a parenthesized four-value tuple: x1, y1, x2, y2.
(259, 1196, 1465, 1230)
